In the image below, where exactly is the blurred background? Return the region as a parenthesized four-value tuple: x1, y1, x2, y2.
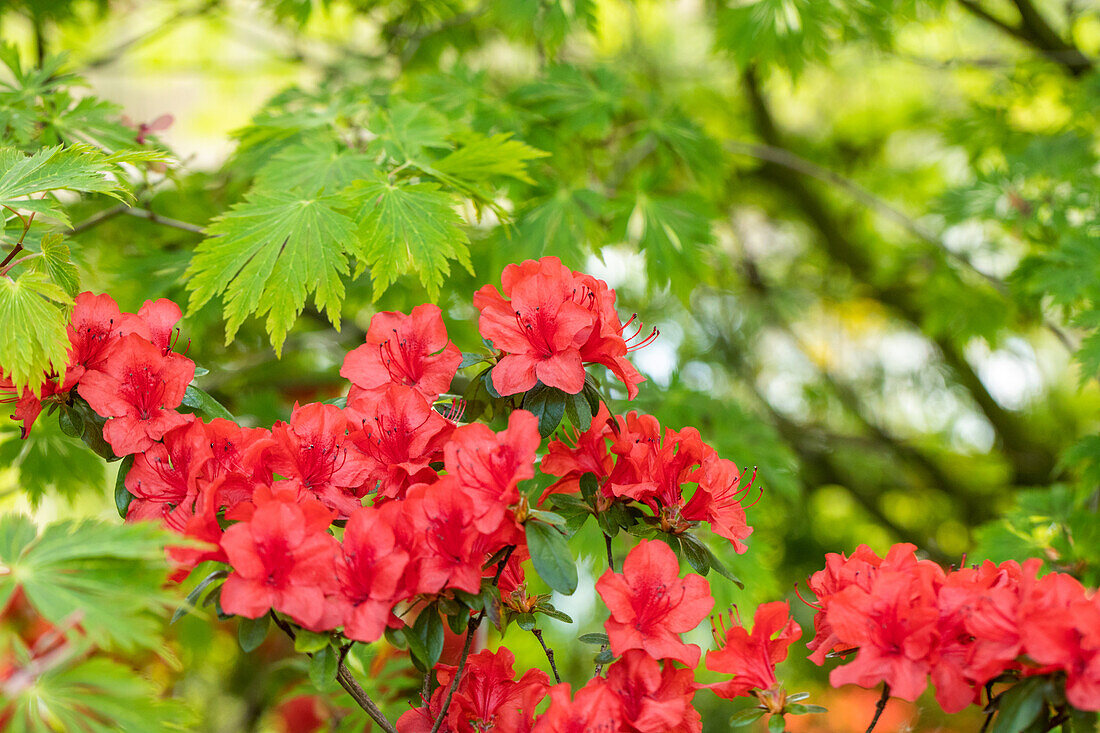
(1, 0, 1098, 730)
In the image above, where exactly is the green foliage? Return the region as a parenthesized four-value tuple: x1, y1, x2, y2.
(2, 646, 191, 733)
(0, 271, 70, 393)
(0, 514, 177, 651)
(0, 418, 104, 508)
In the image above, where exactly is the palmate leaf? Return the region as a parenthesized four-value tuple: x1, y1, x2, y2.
(186, 189, 357, 354)
(0, 271, 71, 395)
(615, 192, 713, 299)
(351, 173, 473, 300)
(515, 186, 602, 262)
(0, 515, 177, 652)
(29, 232, 80, 298)
(5, 649, 190, 733)
(253, 136, 377, 194)
(0, 144, 166, 226)
(0, 418, 105, 508)
(430, 132, 548, 190)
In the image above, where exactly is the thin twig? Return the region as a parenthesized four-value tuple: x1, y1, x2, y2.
(531, 628, 561, 683)
(67, 204, 127, 236)
(429, 546, 515, 733)
(0, 210, 36, 270)
(604, 533, 616, 573)
(0, 253, 42, 277)
(269, 613, 397, 733)
(81, 0, 221, 70)
(865, 684, 891, 733)
(122, 207, 206, 234)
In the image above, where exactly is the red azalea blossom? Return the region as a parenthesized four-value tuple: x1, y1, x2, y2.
(137, 298, 183, 354)
(406, 478, 492, 596)
(705, 601, 801, 700)
(63, 291, 148, 389)
(124, 416, 211, 521)
(532, 681, 623, 733)
(341, 304, 462, 401)
(76, 333, 194, 455)
(444, 409, 540, 532)
(595, 539, 713, 667)
(398, 648, 549, 733)
(266, 401, 372, 515)
(605, 650, 701, 733)
(475, 257, 648, 397)
(347, 384, 451, 501)
(330, 505, 408, 643)
(0, 375, 60, 438)
(219, 485, 340, 631)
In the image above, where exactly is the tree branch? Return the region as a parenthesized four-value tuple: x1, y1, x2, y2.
(865, 684, 891, 733)
(430, 545, 515, 733)
(81, 0, 221, 71)
(958, 0, 1092, 75)
(740, 66, 1058, 486)
(269, 614, 397, 733)
(121, 208, 206, 234)
(531, 628, 561, 683)
(604, 533, 616, 573)
(67, 204, 127, 236)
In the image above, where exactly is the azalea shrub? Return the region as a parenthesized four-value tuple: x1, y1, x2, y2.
(2, 256, 1097, 733)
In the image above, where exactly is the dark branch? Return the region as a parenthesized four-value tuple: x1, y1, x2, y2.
(67, 204, 127, 236)
(865, 684, 891, 733)
(958, 0, 1092, 76)
(269, 613, 397, 733)
(531, 628, 561, 684)
(121, 208, 206, 234)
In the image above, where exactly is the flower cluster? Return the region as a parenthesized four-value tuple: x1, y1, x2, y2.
(541, 407, 755, 551)
(1, 292, 193, 446)
(806, 543, 1100, 712)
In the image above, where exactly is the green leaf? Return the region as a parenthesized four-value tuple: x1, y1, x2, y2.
(615, 192, 713, 299)
(594, 647, 614, 664)
(171, 569, 227, 625)
(787, 704, 827, 715)
(0, 515, 177, 651)
(294, 629, 330, 654)
(0, 144, 166, 226)
(678, 533, 712, 576)
(992, 677, 1048, 733)
(730, 708, 766, 727)
(1067, 708, 1099, 732)
(522, 382, 570, 437)
(114, 454, 135, 518)
(515, 612, 536, 631)
(0, 416, 105, 508)
(5, 651, 193, 733)
(767, 713, 787, 733)
(30, 232, 79, 298)
(430, 132, 548, 191)
(706, 545, 745, 589)
(565, 390, 594, 432)
(254, 137, 376, 194)
(238, 614, 271, 653)
(186, 189, 357, 353)
(0, 270, 71, 394)
(181, 384, 235, 421)
(535, 603, 573, 624)
(351, 174, 473, 301)
(525, 520, 578, 595)
(405, 606, 445, 670)
(578, 632, 609, 645)
(309, 644, 338, 689)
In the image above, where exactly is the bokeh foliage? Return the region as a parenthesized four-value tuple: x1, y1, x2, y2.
(1, 0, 1098, 730)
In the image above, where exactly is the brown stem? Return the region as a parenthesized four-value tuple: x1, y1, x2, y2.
(1, 209, 36, 271)
(68, 204, 127, 236)
(865, 684, 891, 733)
(531, 628, 561, 683)
(0, 253, 41, 277)
(958, 0, 1092, 76)
(604, 533, 616, 573)
(122, 207, 206, 234)
(269, 613, 397, 733)
(429, 545, 515, 733)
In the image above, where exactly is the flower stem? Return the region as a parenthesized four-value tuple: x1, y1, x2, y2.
(531, 628, 561, 683)
(865, 684, 890, 733)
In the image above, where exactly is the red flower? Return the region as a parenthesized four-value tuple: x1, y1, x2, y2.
(63, 292, 147, 388)
(76, 333, 194, 455)
(347, 385, 451, 501)
(341, 304, 462, 401)
(595, 539, 713, 667)
(330, 506, 408, 643)
(705, 601, 801, 699)
(398, 648, 549, 733)
(267, 402, 372, 515)
(825, 568, 942, 702)
(201, 418, 275, 510)
(124, 416, 211, 521)
(605, 650, 700, 733)
(0, 375, 60, 438)
(406, 478, 489, 595)
(219, 485, 340, 630)
(444, 409, 540, 532)
(539, 404, 617, 502)
(475, 257, 594, 395)
(573, 273, 647, 400)
(532, 680, 623, 733)
(137, 298, 183, 354)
